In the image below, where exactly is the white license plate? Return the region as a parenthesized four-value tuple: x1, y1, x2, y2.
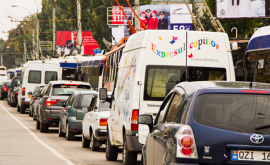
(231, 150, 270, 162)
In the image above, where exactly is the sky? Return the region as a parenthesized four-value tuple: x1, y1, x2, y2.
(0, 0, 42, 40)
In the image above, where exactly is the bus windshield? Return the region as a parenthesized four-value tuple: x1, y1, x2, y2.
(144, 65, 226, 101)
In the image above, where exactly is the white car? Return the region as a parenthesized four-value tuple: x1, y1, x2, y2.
(82, 92, 111, 151)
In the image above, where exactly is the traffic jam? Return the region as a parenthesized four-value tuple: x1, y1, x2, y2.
(1, 0, 270, 165)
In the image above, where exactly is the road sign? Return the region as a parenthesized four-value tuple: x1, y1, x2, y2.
(40, 41, 52, 51)
(107, 6, 133, 26)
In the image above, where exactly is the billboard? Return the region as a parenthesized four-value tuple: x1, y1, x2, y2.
(111, 4, 192, 39)
(56, 31, 100, 55)
(217, 0, 268, 19)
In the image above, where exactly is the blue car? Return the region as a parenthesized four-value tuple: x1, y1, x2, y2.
(139, 81, 270, 165)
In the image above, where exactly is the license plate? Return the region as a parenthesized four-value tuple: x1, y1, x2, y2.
(231, 150, 270, 162)
(29, 95, 32, 98)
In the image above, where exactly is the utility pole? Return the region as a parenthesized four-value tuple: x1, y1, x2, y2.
(53, 0, 56, 53)
(23, 29, 26, 64)
(77, 0, 82, 55)
(32, 29, 35, 60)
(134, 0, 140, 32)
(36, 21, 40, 60)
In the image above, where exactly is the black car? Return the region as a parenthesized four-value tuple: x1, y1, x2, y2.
(0, 80, 11, 100)
(29, 84, 44, 118)
(7, 76, 20, 107)
(139, 81, 270, 165)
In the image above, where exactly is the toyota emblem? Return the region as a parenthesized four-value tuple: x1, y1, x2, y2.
(250, 134, 264, 144)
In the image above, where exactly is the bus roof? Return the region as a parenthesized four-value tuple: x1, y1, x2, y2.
(246, 26, 270, 52)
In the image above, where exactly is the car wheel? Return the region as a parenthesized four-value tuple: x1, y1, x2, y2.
(40, 120, 49, 132)
(36, 118, 40, 130)
(20, 106, 26, 114)
(123, 133, 137, 165)
(65, 123, 74, 140)
(0, 93, 3, 100)
(90, 130, 100, 151)
(82, 134, 90, 148)
(105, 130, 118, 161)
(17, 105, 20, 112)
(29, 107, 32, 116)
(58, 123, 65, 137)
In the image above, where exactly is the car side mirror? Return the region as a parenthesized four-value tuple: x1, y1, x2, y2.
(99, 88, 107, 101)
(138, 114, 153, 131)
(82, 107, 88, 113)
(28, 92, 33, 95)
(62, 102, 66, 107)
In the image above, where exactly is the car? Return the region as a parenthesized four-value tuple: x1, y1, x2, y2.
(36, 81, 91, 132)
(82, 92, 111, 151)
(7, 76, 20, 107)
(0, 80, 11, 100)
(28, 84, 44, 119)
(59, 91, 95, 140)
(139, 81, 270, 165)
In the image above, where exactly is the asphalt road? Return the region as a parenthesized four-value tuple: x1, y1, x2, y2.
(0, 100, 141, 165)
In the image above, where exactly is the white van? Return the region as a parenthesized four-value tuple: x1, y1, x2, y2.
(104, 30, 235, 165)
(0, 66, 8, 83)
(17, 61, 62, 113)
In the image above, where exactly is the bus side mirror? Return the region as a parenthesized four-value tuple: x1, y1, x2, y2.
(236, 60, 244, 81)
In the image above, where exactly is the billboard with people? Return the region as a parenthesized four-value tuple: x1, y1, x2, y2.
(111, 4, 192, 40)
(216, 0, 268, 19)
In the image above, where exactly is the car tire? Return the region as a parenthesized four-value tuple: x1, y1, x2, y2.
(20, 106, 26, 114)
(90, 130, 100, 151)
(0, 93, 3, 100)
(105, 130, 118, 161)
(58, 123, 65, 137)
(29, 108, 32, 116)
(40, 120, 49, 132)
(36, 118, 40, 130)
(82, 134, 90, 148)
(17, 105, 20, 112)
(123, 133, 137, 165)
(65, 123, 74, 140)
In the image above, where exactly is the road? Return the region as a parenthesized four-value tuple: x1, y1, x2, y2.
(0, 100, 141, 165)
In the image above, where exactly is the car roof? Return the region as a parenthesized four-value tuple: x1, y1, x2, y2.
(49, 81, 91, 86)
(176, 81, 270, 96)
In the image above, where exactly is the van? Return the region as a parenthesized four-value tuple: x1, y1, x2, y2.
(105, 30, 235, 165)
(17, 61, 62, 113)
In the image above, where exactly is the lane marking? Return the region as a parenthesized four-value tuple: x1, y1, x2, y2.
(0, 103, 74, 165)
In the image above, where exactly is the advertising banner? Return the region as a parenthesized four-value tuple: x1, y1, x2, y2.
(217, 0, 268, 19)
(111, 4, 192, 39)
(111, 5, 124, 25)
(56, 31, 100, 55)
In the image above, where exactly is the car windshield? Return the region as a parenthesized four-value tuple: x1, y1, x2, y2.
(52, 84, 90, 96)
(144, 65, 226, 101)
(194, 94, 270, 134)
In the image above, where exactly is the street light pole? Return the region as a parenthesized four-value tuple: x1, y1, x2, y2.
(53, 0, 56, 53)
(134, 0, 140, 32)
(77, 0, 82, 55)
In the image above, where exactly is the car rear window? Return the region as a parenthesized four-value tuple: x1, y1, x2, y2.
(77, 94, 94, 109)
(28, 71, 41, 83)
(5, 82, 11, 87)
(194, 94, 270, 134)
(45, 71, 58, 84)
(52, 84, 90, 96)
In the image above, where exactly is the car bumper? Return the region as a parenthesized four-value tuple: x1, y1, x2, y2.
(126, 130, 143, 152)
(69, 120, 82, 134)
(95, 129, 107, 140)
(21, 98, 29, 108)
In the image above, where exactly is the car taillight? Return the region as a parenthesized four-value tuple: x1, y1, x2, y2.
(3, 86, 7, 91)
(100, 119, 108, 126)
(15, 92, 18, 95)
(131, 109, 139, 131)
(62, 107, 65, 112)
(22, 87, 25, 96)
(46, 99, 59, 106)
(176, 125, 198, 159)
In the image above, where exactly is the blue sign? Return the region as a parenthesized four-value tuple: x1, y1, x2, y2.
(93, 49, 102, 54)
(170, 23, 193, 31)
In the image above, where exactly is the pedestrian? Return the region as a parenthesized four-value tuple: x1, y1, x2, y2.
(140, 11, 148, 31)
(147, 10, 158, 30)
(145, 9, 151, 20)
(158, 11, 168, 30)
